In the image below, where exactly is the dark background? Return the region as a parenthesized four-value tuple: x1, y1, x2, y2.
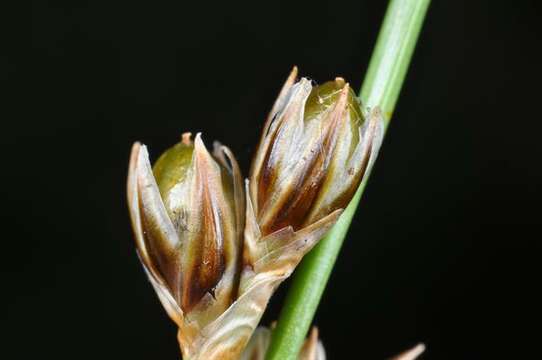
(2, 0, 540, 358)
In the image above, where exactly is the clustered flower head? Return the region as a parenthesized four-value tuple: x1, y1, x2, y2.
(127, 67, 386, 359)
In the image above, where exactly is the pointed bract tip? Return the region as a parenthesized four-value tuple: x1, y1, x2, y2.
(194, 132, 204, 148)
(194, 132, 214, 165)
(131, 141, 142, 152)
(137, 143, 150, 166)
(333, 83, 350, 112)
(289, 65, 299, 79)
(129, 142, 142, 170)
(212, 140, 222, 151)
(309, 326, 319, 342)
(391, 343, 426, 360)
(212, 140, 225, 159)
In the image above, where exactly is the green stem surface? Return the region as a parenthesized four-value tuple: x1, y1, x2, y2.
(265, 1, 431, 359)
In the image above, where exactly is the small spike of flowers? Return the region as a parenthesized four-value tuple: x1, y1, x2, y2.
(242, 67, 383, 286)
(127, 67, 384, 360)
(128, 133, 245, 359)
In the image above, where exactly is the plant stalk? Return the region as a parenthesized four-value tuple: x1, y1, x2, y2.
(265, 1, 431, 359)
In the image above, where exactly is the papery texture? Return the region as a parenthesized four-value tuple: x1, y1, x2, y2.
(232, 67, 383, 358)
(128, 133, 245, 359)
(127, 68, 383, 360)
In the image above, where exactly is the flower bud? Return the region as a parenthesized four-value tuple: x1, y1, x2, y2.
(242, 67, 382, 280)
(127, 133, 244, 358)
(250, 67, 383, 236)
(226, 69, 383, 359)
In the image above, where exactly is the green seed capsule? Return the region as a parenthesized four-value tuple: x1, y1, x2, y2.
(153, 133, 194, 216)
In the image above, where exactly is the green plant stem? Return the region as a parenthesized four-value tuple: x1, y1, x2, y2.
(265, 1, 431, 359)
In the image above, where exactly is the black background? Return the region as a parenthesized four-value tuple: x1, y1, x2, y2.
(2, 0, 541, 358)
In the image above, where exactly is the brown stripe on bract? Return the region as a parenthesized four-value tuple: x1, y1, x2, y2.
(259, 85, 350, 235)
(255, 79, 312, 217)
(212, 143, 245, 304)
(133, 144, 183, 305)
(256, 94, 302, 213)
(257, 120, 281, 215)
(181, 136, 226, 312)
(305, 105, 381, 226)
(306, 132, 371, 227)
(250, 68, 300, 225)
(138, 194, 183, 301)
(127, 143, 153, 274)
(259, 142, 327, 235)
